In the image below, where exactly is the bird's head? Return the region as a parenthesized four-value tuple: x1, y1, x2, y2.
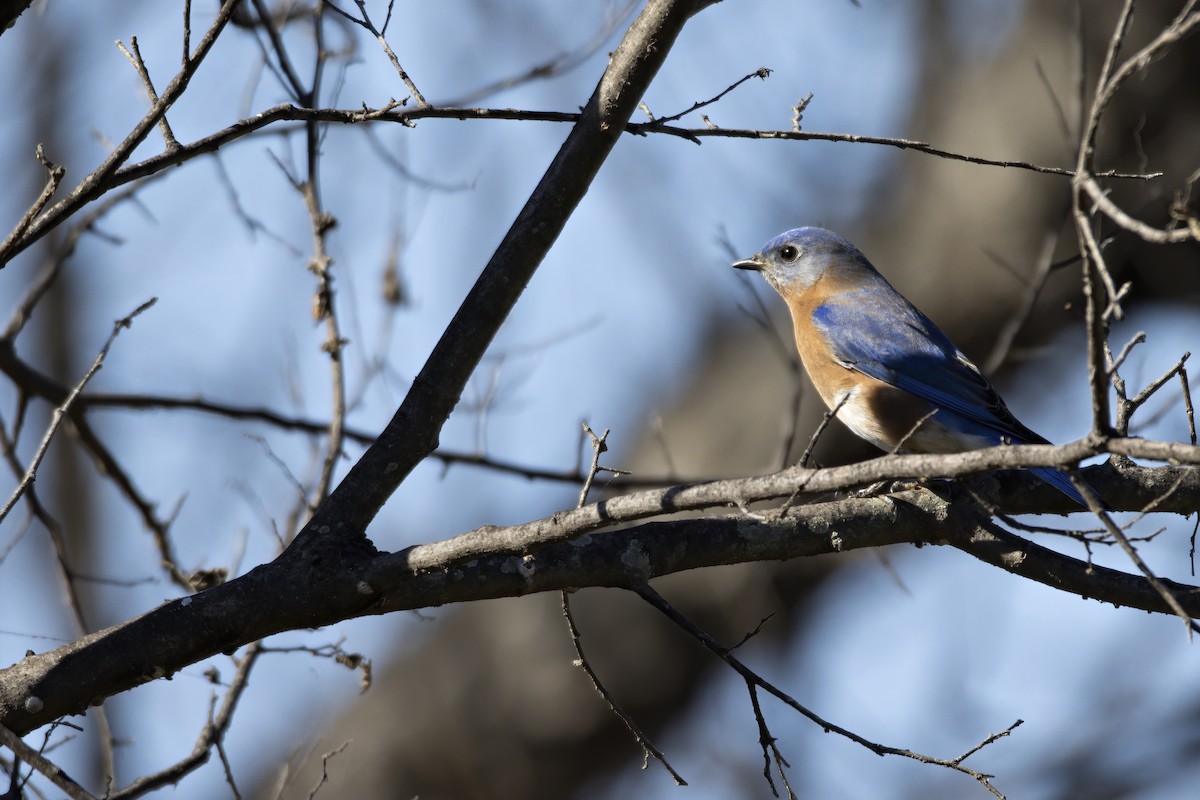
(732, 227, 869, 297)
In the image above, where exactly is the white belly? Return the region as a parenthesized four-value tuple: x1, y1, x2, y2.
(834, 387, 993, 454)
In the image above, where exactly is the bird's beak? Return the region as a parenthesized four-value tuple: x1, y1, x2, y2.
(732, 254, 765, 271)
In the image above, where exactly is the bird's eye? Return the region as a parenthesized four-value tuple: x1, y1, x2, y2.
(779, 245, 799, 262)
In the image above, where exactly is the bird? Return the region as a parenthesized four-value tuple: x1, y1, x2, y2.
(732, 226, 1090, 507)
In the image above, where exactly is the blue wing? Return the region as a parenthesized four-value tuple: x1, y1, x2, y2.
(813, 287, 1089, 506)
(811, 286, 1045, 445)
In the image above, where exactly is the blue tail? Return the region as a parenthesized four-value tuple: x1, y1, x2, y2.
(1030, 466, 1100, 509)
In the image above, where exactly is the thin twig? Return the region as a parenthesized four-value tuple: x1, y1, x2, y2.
(1126, 352, 1191, 432)
(324, 0, 428, 107)
(952, 720, 1024, 765)
(248, 0, 308, 102)
(108, 643, 262, 800)
(1069, 3, 1200, 359)
(1109, 332, 1147, 376)
(305, 742, 350, 800)
(72, 413, 194, 589)
(0, 146, 66, 257)
(745, 681, 795, 799)
(560, 424, 682, 784)
(1181, 365, 1197, 446)
(649, 67, 772, 126)
(560, 593, 687, 785)
(0, 299, 156, 527)
(0, 342, 695, 488)
(892, 409, 940, 455)
(116, 36, 181, 150)
(1081, 177, 1199, 244)
(981, 210, 1071, 374)
(0, 0, 243, 267)
(634, 584, 1010, 799)
(1071, 476, 1199, 638)
(626, 123, 1159, 178)
(182, 0, 193, 63)
(4, 177, 161, 341)
(797, 393, 849, 469)
(0, 724, 98, 800)
(1072, 208, 1112, 434)
(27, 104, 1159, 243)
(578, 424, 608, 507)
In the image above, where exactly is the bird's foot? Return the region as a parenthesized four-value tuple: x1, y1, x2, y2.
(850, 480, 890, 499)
(848, 481, 911, 505)
(850, 478, 953, 502)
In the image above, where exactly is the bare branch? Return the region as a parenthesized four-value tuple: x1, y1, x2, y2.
(304, 742, 350, 800)
(0, 0, 243, 267)
(107, 643, 261, 800)
(560, 593, 686, 786)
(981, 210, 1070, 374)
(323, 0, 428, 107)
(0, 146, 65, 257)
(635, 583, 1010, 799)
(623, 123, 1158, 178)
(290, 0, 722, 544)
(0, 724, 98, 800)
(796, 393, 848, 469)
(1072, 476, 1199, 638)
(116, 36, 180, 151)
(649, 66, 772, 127)
(400, 441, 1196, 572)
(0, 300, 156, 527)
(558, 424, 680, 783)
(1081, 176, 1199, 244)
(1084, 4, 1200, 164)
(2, 464, 1197, 734)
(3, 177, 161, 341)
(0, 103, 1151, 265)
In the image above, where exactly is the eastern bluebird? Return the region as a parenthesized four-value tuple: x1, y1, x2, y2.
(733, 226, 1089, 507)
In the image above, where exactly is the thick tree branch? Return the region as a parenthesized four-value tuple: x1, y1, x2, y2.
(1, 463, 1196, 734)
(0, 0, 35, 37)
(383, 444, 1198, 572)
(291, 0, 720, 543)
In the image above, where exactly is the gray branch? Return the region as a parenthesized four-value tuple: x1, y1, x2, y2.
(1, 462, 1197, 734)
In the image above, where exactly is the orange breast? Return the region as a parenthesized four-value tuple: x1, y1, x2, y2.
(785, 284, 943, 452)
